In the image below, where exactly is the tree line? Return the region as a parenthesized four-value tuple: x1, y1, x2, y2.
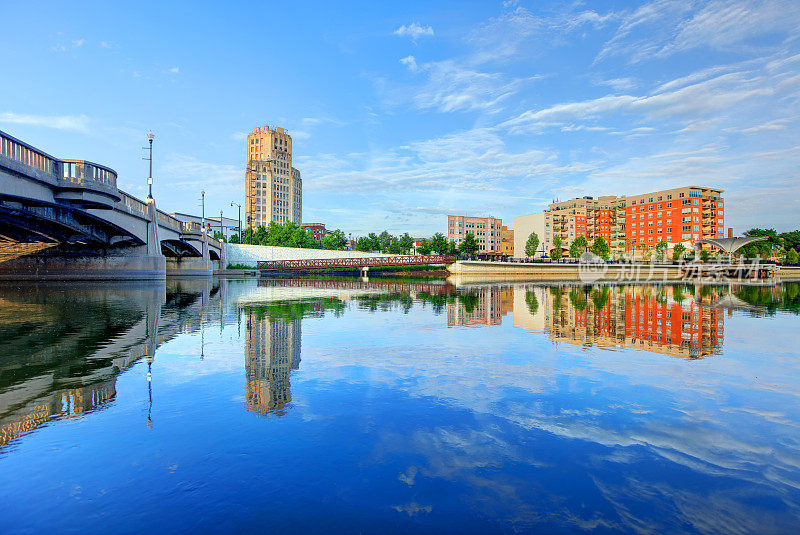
(522, 227, 800, 263)
(222, 221, 348, 250)
(413, 232, 482, 256)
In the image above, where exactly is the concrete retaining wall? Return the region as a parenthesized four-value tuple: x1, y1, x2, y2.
(0, 254, 167, 281)
(224, 244, 399, 267)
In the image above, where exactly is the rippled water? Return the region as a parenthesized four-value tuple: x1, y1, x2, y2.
(1, 278, 799, 533)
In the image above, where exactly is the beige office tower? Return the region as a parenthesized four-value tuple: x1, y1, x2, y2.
(245, 125, 302, 229)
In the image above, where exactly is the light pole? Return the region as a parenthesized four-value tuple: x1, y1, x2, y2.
(144, 131, 155, 200)
(230, 202, 241, 241)
(220, 209, 224, 241)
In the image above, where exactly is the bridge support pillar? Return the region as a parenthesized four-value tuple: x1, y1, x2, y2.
(165, 256, 213, 277)
(146, 198, 161, 256)
(0, 249, 166, 280)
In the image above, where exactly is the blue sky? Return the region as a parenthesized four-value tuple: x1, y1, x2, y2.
(1, 0, 799, 235)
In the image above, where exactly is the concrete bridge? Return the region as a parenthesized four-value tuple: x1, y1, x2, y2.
(0, 129, 223, 279)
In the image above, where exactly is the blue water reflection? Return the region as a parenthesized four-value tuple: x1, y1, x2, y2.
(1, 278, 799, 533)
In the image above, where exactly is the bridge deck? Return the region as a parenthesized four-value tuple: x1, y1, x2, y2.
(257, 254, 456, 271)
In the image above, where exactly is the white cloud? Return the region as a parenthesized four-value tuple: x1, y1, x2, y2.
(168, 66, 179, 73)
(398, 59, 535, 113)
(597, 0, 800, 63)
(393, 22, 434, 43)
(597, 77, 637, 91)
(400, 55, 419, 72)
(100, 41, 111, 48)
(72, 38, 85, 47)
(501, 70, 775, 133)
(0, 112, 90, 133)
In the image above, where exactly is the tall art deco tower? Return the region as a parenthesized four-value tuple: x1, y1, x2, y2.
(245, 125, 302, 229)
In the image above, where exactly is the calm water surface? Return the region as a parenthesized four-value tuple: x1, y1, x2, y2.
(1, 278, 799, 533)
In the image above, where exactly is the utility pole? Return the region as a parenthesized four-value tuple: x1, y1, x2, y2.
(143, 131, 155, 200)
(220, 210, 224, 241)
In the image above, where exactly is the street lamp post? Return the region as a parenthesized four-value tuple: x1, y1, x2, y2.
(230, 202, 241, 242)
(144, 131, 155, 200)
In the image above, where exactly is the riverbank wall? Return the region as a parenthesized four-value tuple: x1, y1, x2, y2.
(447, 260, 800, 283)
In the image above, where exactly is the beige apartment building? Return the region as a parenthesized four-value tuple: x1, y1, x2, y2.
(514, 186, 724, 259)
(447, 215, 503, 254)
(245, 125, 302, 229)
(501, 226, 514, 256)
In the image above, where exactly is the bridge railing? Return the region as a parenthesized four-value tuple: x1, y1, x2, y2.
(119, 192, 149, 218)
(156, 210, 182, 232)
(0, 129, 61, 179)
(61, 160, 118, 190)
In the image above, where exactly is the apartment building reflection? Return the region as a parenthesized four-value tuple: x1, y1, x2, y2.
(244, 309, 302, 416)
(447, 287, 514, 326)
(511, 284, 725, 359)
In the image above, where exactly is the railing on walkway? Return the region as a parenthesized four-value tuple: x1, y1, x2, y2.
(0, 129, 61, 177)
(61, 159, 117, 189)
(1, 130, 120, 194)
(119, 192, 149, 217)
(156, 210, 182, 231)
(258, 254, 457, 271)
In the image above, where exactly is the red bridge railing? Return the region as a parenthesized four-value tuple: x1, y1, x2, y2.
(257, 254, 457, 271)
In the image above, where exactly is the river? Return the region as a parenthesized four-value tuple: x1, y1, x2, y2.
(1, 278, 799, 533)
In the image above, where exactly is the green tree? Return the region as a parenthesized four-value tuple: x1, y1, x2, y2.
(569, 235, 588, 258)
(459, 232, 479, 256)
(447, 240, 458, 255)
(742, 228, 781, 258)
(550, 286, 563, 312)
(212, 231, 227, 243)
(672, 243, 686, 261)
(590, 236, 610, 260)
(417, 240, 433, 255)
(254, 224, 269, 245)
(398, 233, 414, 254)
(569, 288, 588, 311)
(242, 228, 255, 245)
(655, 240, 668, 261)
(700, 249, 711, 262)
(228, 233, 240, 244)
(780, 230, 800, 253)
(786, 248, 799, 264)
(525, 290, 539, 314)
(321, 229, 347, 250)
(355, 236, 371, 252)
(551, 235, 563, 260)
(525, 232, 540, 257)
(590, 287, 610, 311)
(430, 233, 448, 254)
(377, 231, 394, 253)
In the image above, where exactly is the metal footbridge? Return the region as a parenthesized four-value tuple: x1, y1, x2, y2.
(257, 254, 456, 272)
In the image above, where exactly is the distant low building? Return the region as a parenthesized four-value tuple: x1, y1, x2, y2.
(171, 212, 239, 238)
(447, 215, 503, 255)
(301, 223, 326, 243)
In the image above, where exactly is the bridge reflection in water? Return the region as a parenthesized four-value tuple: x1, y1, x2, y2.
(0, 279, 225, 448)
(1, 278, 796, 447)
